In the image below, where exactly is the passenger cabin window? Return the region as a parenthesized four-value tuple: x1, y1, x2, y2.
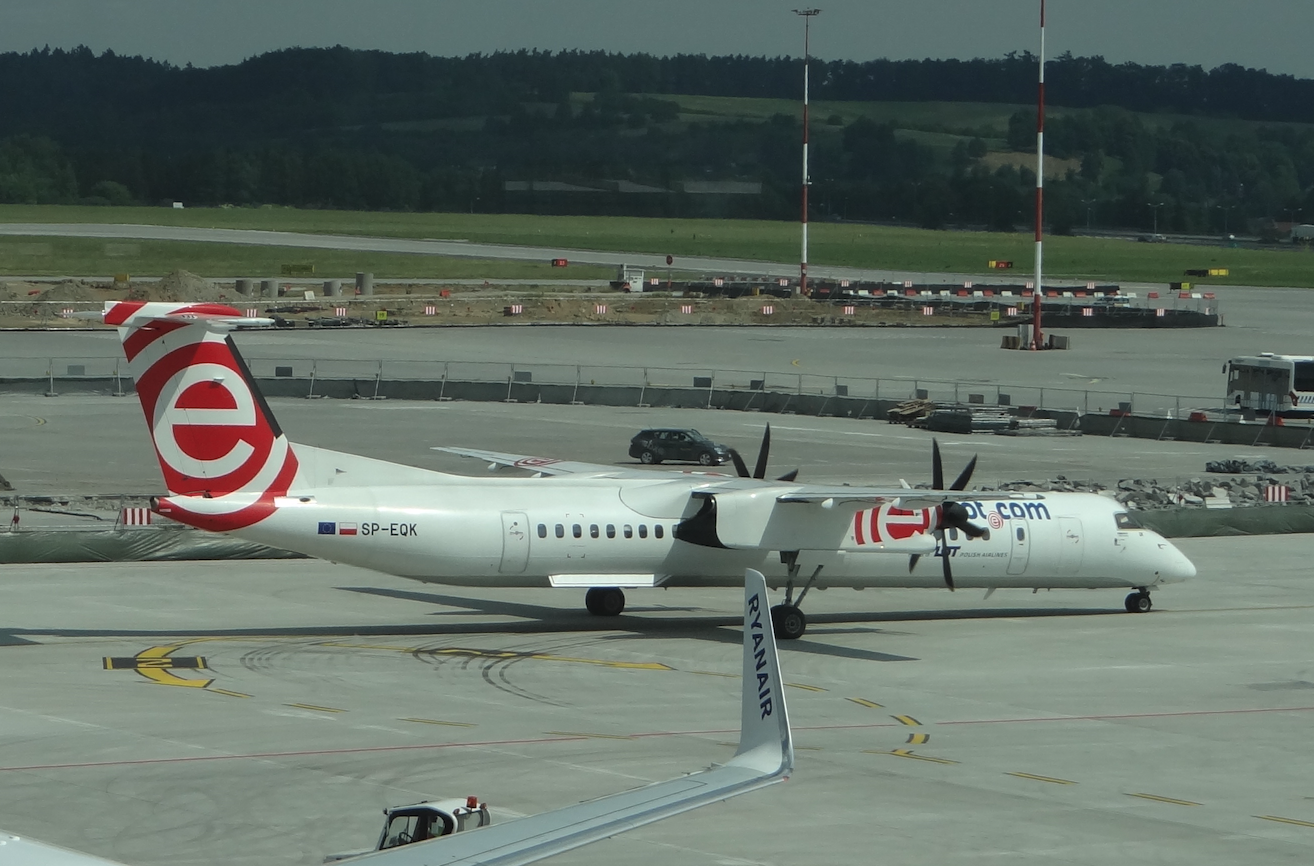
(1114, 512, 1143, 530)
(572, 524, 582, 538)
(590, 524, 599, 539)
(606, 524, 616, 538)
(1016, 527, 1026, 541)
(555, 524, 564, 538)
(638, 524, 648, 538)
(623, 525, 633, 539)
(654, 524, 664, 539)
(948, 528, 959, 541)
(537, 524, 547, 538)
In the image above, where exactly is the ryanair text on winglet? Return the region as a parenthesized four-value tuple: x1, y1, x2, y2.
(747, 592, 774, 720)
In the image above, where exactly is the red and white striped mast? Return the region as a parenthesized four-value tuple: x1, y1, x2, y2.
(795, 8, 821, 296)
(1031, 0, 1047, 349)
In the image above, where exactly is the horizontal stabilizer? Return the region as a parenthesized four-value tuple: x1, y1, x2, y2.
(102, 300, 274, 330)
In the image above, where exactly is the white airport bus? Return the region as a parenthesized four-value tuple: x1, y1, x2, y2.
(1224, 354, 1314, 418)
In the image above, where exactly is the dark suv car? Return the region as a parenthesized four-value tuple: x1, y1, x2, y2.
(629, 428, 730, 466)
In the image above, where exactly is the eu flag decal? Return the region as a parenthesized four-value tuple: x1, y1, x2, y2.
(318, 522, 336, 535)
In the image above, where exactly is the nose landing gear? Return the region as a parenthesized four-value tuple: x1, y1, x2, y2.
(1124, 589, 1153, 613)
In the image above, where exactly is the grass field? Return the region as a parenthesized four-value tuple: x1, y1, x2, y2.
(0, 234, 613, 282)
(0, 204, 1311, 287)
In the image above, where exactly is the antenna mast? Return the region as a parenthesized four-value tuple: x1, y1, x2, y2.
(1032, 0, 1047, 349)
(794, 8, 821, 297)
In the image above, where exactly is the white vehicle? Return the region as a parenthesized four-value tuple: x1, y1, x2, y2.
(1224, 353, 1314, 418)
(0, 570, 793, 866)
(324, 797, 492, 862)
(102, 302, 1192, 637)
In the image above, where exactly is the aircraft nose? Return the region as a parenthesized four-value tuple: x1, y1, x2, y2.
(1157, 539, 1196, 583)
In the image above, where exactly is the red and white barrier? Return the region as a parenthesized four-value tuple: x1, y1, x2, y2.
(120, 507, 152, 526)
(1265, 485, 1290, 503)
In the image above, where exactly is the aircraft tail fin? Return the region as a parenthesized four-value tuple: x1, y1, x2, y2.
(728, 568, 794, 777)
(105, 301, 298, 531)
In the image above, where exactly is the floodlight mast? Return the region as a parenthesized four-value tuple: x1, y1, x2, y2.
(1032, 0, 1046, 349)
(795, 8, 821, 297)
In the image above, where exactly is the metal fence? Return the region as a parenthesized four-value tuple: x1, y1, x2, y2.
(2, 354, 1222, 418)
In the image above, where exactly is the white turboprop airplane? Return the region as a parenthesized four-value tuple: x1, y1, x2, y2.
(0, 570, 792, 866)
(97, 301, 1194, 639)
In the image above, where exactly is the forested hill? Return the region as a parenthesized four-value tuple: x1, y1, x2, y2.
(4, 46, 1314, 136)
(0, 46, 1312, 236)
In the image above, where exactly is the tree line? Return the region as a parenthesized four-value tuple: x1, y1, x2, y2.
(0, 45, 1311, 234)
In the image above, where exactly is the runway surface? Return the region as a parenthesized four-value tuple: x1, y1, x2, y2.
(2, 535, 1313, 866)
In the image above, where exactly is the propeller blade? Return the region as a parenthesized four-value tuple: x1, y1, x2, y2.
(931, 439, 944, 490)
(941, 544, 955, 591)
(941, 502, 987, 538)
(753, 425, 771, 480)
(908, 553, 921, 573)
(728, 449, 750, 478)
(776, 469, 799, 482)
(950, 455, 978, 491)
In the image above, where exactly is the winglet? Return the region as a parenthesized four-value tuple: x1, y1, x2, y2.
(727, 568, 794, 778)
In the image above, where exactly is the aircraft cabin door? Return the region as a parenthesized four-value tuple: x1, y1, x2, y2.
(1057, 517, 1083, 574)
(1006, 516, 1030, 575)
(499, 511, 530, 574)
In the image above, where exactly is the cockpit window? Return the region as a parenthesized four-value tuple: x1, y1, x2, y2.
(1114, 512, 1143, 530)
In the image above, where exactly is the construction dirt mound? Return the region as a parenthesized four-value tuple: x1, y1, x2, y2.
(132, 270, 228, 303)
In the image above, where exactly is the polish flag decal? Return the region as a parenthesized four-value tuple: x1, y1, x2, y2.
(338, 523, 358, 536)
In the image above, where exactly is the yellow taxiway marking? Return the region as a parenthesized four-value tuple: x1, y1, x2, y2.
(847, 698, 883, 709)
(401, 718, 475, 728)
(545, 731, 632, 740)
(785, 682, 827, 692)
(1127, 792, 1200, 806)
(104, 644, 213, 688)
(320, 642, 672, 670)
(208, 689, 251, 698)
(866, 749, 959, 765)
(906, 733, 930, 745)
(1008, 772, 1075, 785)
(689, 670, 739, 678)
(791, 358, 801, 367)
(891, 715, 921, 726)
(287, 703, 345, 713)
(1257, 815, 1314, 828)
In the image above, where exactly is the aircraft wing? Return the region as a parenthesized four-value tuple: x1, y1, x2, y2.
(775, 487, 1009, 509)
(431, 446, 731, 480)
(339, 569, 792, 866)
(0, 832, 129, 865)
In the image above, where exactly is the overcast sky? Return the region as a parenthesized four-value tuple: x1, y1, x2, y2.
(5, 1, 1314, 79)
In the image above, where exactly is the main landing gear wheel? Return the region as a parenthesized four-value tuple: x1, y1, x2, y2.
(1124, 590, 1153, 613)
(771, 604, 807, 640)
(585, 587, 626, 616)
